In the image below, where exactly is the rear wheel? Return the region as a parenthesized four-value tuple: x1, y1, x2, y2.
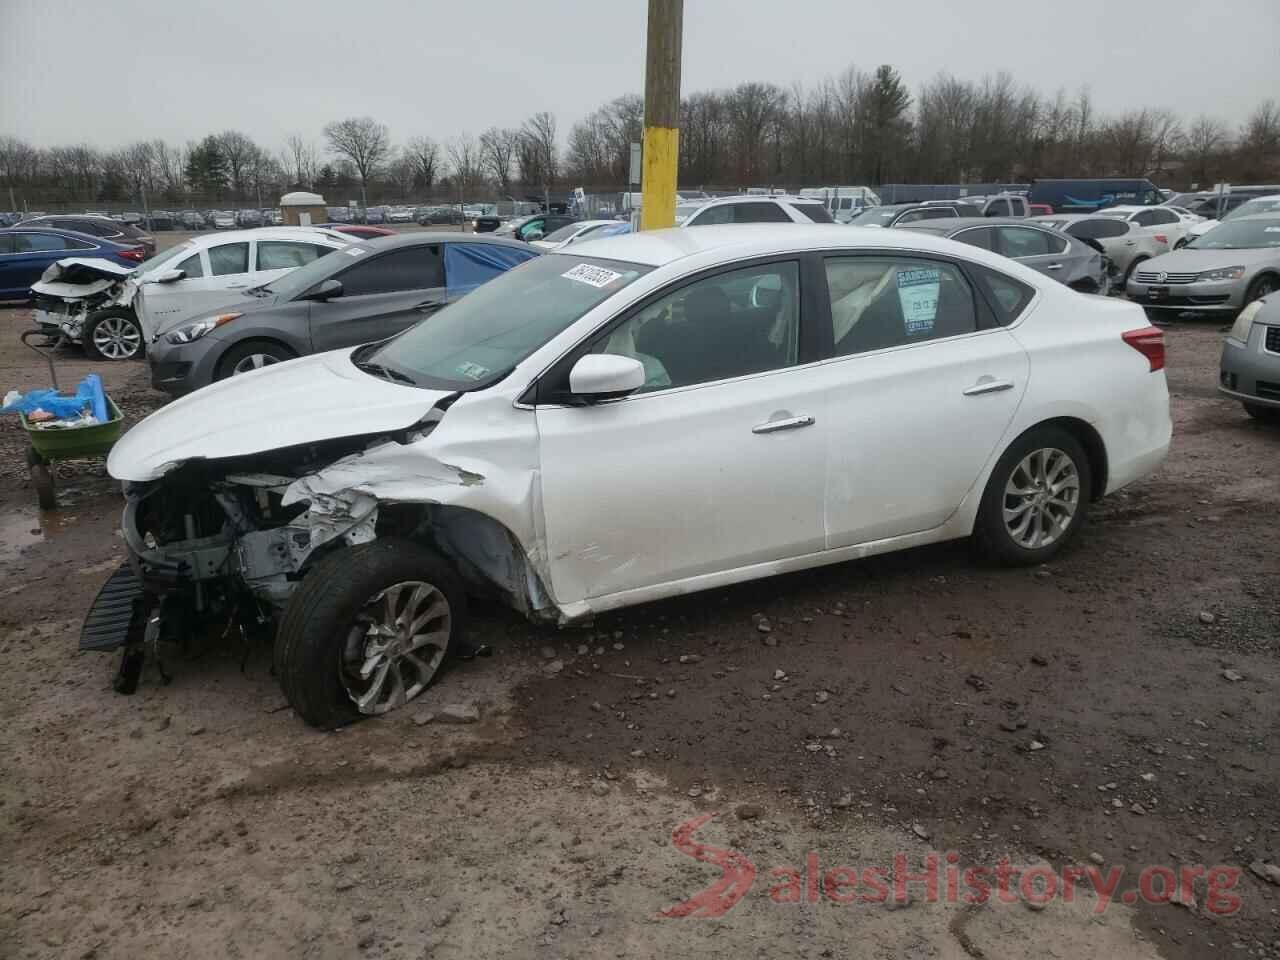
(1243, 402, 1280, 423)
(275, 540, 465, 729)
(216, 339, 297, 380)
(972, 426, 1092, 566)
(83, 307, 143, 361)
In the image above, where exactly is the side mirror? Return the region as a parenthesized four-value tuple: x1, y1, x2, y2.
(155, 268, 185, 283)
(523, 228, 544, 242)
(306, 278, 344, 301)
(568, 354, 645, 402)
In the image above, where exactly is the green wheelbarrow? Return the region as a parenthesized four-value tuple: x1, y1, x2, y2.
(18, 329, 125, 510)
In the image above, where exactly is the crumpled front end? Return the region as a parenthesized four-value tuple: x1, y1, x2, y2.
(31, 259, 137, 344)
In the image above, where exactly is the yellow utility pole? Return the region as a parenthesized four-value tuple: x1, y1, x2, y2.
(640, 0, 682, 230)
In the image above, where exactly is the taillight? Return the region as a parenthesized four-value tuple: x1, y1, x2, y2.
(118, 246, 145, 262)
(1122, 325, 1165, 371)
(1154, 234, 1169, 245)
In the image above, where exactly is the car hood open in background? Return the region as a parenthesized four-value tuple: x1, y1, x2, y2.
(107, 349, 452, 481)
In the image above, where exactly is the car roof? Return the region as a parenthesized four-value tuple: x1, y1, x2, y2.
(346, 231, 534, 251)
(899, 217, 1059, 234)
(0, 225, 111, 244)
(570, 223, 1021, 269)
(695, 194, 823, 208)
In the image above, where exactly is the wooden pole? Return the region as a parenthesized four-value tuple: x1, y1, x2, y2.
(640, 0, 682, 231)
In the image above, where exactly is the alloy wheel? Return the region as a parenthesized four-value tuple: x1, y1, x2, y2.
(231, 353, 281, 375)
(341, 580, 451, 715)
(1002, 448, 1080, 550)
(92, 316, 141, 360)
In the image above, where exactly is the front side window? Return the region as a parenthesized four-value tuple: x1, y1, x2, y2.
(176, 253, 204, 278)
(825, 257, 977, 357)
(13, 233, 73, 252)
(688, 204, 734, 226)
(338, 245, 443, 295)
(256, 241, 330, 271)
(208, 242, 249, 276)
(986, 199, 1011, 216)
(369, 254, 650, 390)
(589, 261, 800, 392)
(899, 208, 955, 224)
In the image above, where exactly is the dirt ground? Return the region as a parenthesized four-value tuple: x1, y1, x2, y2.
(0, 301, 1277, 960)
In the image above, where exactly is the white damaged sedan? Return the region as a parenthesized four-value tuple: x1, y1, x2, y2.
(93, 225, 1172, 727)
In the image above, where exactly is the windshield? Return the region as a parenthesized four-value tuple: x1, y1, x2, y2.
(1187, 219, 1280, 250)
(1095, 210, 1131, 219)
(134, 242, 191, 275)
(850, 207, 899, 226)
(1224, 198, 1280, 221)
(368, 254, 651, 390)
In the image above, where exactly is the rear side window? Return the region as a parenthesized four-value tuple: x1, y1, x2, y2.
(732, 202, 792, 224)
(339, 245, 443, 296)
(899, 208, 955, 224)
(986, 199, 1011, 216)
(1068, 219, 1128, 240)
(973, 265, 1035, 325)
(951, 227, 996, 251)
(208, 242, 249, 276)
(256, 241, 329, 271)
(824, 257, 978, 357)
(176, 253, 204, 278)
(13, 233, 75, 252)
(794, 203, 834, 223)
(998, 227, 1058, 258)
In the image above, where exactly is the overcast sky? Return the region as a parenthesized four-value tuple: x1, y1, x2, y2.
(2, 0, 1277, 151)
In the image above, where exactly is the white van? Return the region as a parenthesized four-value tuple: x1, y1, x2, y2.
(798, 186, 882, 223)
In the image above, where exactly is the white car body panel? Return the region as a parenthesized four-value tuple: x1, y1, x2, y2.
(110, 225, 1172, 622)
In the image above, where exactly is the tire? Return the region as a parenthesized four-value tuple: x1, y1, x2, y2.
(1244, 274, 1278, 307)
(972, 426, 1093, 566)
(1174, 238, 1188, 250)
(275, 540, 466, 729)
(1243, 402, 1280, 423)
(1121, 258, 1146, 288)
(215, 339, 298, 381)
(83, 307, 143, 361)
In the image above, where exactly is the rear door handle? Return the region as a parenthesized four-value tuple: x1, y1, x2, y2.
(226, 283, 248, 289)
(1046, 263, 1063, 271)
(963, 378, 1014, 397)
(752, 414, 815, 434)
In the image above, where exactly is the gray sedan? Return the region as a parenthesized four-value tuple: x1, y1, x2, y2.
(1126, 214, 1280, 316)
(1219, 293, 1280, 422)
(895, 218, 1108, 293)
(147, 233, 539, 395)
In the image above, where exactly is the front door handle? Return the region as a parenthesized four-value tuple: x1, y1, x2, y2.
(963, 378, 1014, 397)
(1045, 263, 1063, 271)
(226, 283, 248, 289)
(752, 414, 815, 434)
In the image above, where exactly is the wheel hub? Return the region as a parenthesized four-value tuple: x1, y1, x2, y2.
(341, 580, 451, 715)
(1002, 447, 1080, 550)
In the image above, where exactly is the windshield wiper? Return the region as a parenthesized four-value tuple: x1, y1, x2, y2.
(353, 360, 416, 385)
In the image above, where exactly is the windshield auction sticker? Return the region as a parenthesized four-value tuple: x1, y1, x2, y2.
(897, 268, 941, 336)
(562, 263, 623, 288)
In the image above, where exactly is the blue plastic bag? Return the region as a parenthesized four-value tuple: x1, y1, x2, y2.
(1, 374, 105, 420)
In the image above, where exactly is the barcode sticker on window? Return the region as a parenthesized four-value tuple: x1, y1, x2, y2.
(562, 263, 623, 288)
(345, 247, 367, 256)
(897, 268, 941, 335)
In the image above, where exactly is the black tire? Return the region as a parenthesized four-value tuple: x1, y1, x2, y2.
(275, 540, 466, 729)
(1174, 238, 1188, 250)
(1244, 274, 1278, 307)
(1243, 402, 1280, 423)
(972, 426, 1093, 566)
(215, 339, 298, 381)
(1121, 257, 1146, 288)
(83, 307, 143, 361)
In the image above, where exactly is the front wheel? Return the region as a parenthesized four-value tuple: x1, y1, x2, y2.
(216, 339, 297, 380)
(1243, 402, 1280, 423)
(83, 307, 143, 361)
(1244, 275, 1277, 307)
(972, 427, 1092, 566)
(275, 540, 465, 729)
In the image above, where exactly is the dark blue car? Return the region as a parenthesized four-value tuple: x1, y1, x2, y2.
(0, 227, 146, 300)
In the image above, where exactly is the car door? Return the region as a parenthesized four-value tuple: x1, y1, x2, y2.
(817, 253, 1029, 546)
(144, 240, 253, 332)
(3, 232, 94, 294)
(0, 233, 17, 295)
(535, 258, 827, 604)
(1142, 207, 1185, 245)
(307, 244, 445, 351)
(994, 225, 1072, 280)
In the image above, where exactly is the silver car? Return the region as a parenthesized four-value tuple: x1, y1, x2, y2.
(1125, 214, 1280, 316)
(897, 217, 1108, 293)
(1219, 294, 1280, 421)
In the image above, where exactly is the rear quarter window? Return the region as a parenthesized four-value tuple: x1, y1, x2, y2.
(795, 203, 834, 223)
(973, 265, 1035, 325)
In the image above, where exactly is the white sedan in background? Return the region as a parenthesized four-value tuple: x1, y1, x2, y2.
(530, 220, 631, 250)
(1093, 205, 1195, 248)
(105, 225, 1171, 727)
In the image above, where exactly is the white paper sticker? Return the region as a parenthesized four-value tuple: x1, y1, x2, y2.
(456, 361, 490, 381)
(1265, 226, 1280, 233)
(344, 247, 367, 256)
(562, 263, 623, 288)
(897, 268, 941, 336)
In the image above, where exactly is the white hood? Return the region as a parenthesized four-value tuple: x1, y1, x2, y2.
(108, 349, 451, 481)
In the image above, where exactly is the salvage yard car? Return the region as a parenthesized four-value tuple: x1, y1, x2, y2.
(90, 225, 1171, 728)
(31, 227, 352, 360)
(1, 226, 146, 301)
(1219, 294, 1280, 421)
(147, 233, 539, 393)
(1125, 215, 1280, 317)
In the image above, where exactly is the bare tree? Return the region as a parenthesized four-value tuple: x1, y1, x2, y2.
(445, 133, 486, 198)
(519, 112, 559, 192)
(1185, 116, 1230, 186)
(216, 130, 257, 197)
(324, 116, 391, 206)
(282, 135, 319, 188)
(386, 150, 417, 200)
(404, 136, 441, 194)
(479, 127, 520, 195)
